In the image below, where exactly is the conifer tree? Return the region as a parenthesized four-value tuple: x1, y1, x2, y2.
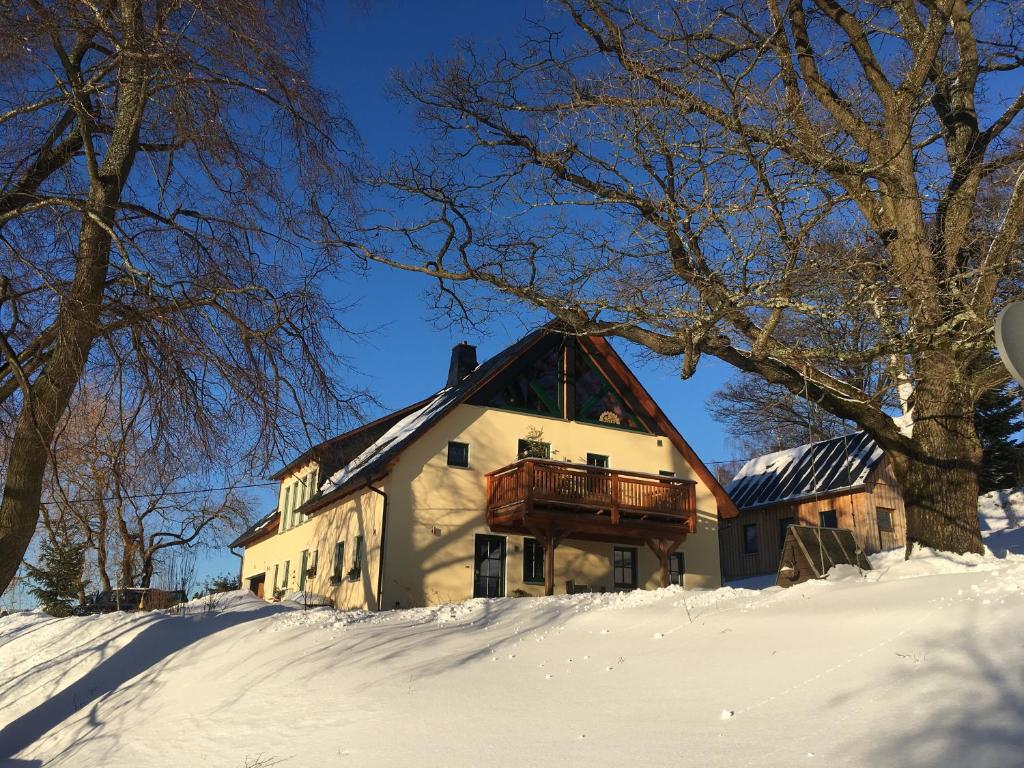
(975, 385, 1024, 494)
(26, 537, 86, 617)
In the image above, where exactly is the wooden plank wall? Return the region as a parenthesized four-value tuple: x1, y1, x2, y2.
(865, 458, 908, 551)
(720, 458, 908, 580)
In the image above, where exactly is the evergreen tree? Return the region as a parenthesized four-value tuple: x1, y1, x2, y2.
(26, 538, 87, 617)
(975, 384, 1024, 493)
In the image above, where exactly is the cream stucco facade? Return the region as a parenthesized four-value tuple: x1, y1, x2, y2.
(240, 400, 724, 611)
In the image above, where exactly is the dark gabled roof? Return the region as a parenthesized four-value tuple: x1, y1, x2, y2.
(229, 509, 280, 549)
(304, 328, 550, 511)
(266, 326, 738, 529)
(269, 398, 434, 481)
(725, 431, 885, 511)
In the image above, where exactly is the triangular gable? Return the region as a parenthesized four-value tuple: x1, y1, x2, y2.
(467, 334, 656, 433)
(297, 327, 738, 520)
(580, 335, 739, 518)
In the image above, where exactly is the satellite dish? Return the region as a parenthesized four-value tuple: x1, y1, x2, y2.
(995, 302, 1024, 386)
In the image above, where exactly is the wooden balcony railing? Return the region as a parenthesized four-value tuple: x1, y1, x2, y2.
(485, 458, 697, 529)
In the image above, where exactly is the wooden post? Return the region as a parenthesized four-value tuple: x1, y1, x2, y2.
(525, 460, 535, 509)
(647, 538, 683, 589)
(611, 471, 621, 525)
(658, 548, 669, 588)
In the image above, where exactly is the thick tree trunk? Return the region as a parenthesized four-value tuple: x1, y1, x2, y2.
(888, 354, 984, 556)
(0, 215, 114, 597)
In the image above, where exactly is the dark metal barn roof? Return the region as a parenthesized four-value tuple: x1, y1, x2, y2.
(725, 432, 885, 510)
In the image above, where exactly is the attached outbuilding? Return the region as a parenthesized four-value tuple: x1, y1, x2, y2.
(720, 432, 907, 581)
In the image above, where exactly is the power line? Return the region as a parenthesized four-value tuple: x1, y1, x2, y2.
(40, 481, 279, 506)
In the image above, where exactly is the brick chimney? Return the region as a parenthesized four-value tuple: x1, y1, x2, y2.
(447, 341, 478, 387)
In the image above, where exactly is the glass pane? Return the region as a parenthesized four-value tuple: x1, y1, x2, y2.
(476, 339, 562, 416)
(574, 350, 644, 430)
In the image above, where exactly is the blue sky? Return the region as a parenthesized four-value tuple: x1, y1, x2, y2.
(195, 2, 743, 583)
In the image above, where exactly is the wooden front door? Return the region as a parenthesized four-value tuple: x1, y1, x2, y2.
(473, 534, 506, 598)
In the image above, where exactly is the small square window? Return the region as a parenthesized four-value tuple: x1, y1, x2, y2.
(876, 508, 894, 532)
(659, 470, 675, 478)
(447, 441, 470, 468)
(743, 524, 759, 554)
(586, 453, 609, 468)
(518, 438, 551, 459)
(819, 510, 838, 529)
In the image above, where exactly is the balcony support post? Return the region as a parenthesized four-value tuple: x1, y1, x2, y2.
(647, 538, 685, 588)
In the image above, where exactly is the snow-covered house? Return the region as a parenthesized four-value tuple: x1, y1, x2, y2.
(230, 328, 738, 610)
(720, 433, 907, 580)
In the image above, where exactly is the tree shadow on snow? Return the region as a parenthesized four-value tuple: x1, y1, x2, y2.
(273, 594, 575, 692)
(0, 603, 281, 763)
(831, 601, 1024, 768)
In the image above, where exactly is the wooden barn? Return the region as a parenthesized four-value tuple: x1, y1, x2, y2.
(719, 432, 907, 581)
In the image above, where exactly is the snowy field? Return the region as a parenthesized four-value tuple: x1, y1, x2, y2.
(3, 503, 1024, 767)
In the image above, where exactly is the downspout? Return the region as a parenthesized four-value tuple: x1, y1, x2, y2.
(229, 546, 243, 586)
(366, 482, 388, 612)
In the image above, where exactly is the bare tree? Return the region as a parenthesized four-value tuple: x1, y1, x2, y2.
(0, 1, 365, 595)
(41, 382, 253, 590)
(358, 1, 1024, 555)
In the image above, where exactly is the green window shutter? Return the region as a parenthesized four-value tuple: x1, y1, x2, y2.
(298, 550, 308, 591)
(273, 563, 279, 591)
(353, 535, 364, 576)
(282, 560, 290, 590)
(333, 542, 345, 581)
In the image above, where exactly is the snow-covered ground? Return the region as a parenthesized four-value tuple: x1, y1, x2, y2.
(3, 506, 1024, 767)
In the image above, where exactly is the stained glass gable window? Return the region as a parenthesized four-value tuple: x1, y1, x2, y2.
(572, 348, 645, 431)
(471, 336, 563, 417)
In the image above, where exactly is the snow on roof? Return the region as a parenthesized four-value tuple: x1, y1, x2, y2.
(313, 327, 550, 501)
(726, 431, 885, 510)
(319, 387, 456, 495)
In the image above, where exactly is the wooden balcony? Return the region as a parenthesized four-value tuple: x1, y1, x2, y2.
(485, 459, 697, 544)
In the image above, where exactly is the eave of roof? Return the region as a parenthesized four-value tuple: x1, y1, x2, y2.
(268, 396, 436, 481)
(229, 509, 280, 548)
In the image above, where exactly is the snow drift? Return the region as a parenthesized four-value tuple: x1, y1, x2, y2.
(3, 519, 1024, 766)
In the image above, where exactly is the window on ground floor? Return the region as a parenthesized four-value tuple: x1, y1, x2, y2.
(523, 538, 545, 584)
(332, 541, 345, 582)
(281, 560, 290, 591)
(819, 510, 838, 529)
(876, 507, 894, 532)
(298, 550, 309, 591)
(668, 552, 685, 585)
(351, 535, 364, 579)
(613, 546, 638, 589)
(743, 523, 759, 555)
